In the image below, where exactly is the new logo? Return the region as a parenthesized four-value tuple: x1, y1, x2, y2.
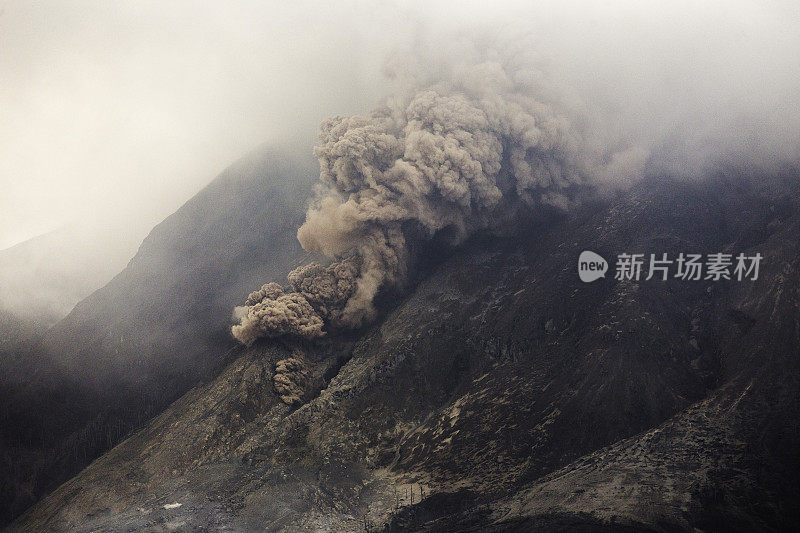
(578, 250, 608, 282)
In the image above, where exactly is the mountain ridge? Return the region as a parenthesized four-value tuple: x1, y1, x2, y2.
(10, 171, 799, 531)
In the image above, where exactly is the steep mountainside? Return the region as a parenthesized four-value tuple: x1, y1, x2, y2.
(0, 310, 42, 355)
(0, 144, 317, 527)
(42, 145, 317, 393)
(12, 172, 799, 531)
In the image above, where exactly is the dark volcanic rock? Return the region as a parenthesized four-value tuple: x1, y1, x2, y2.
(9, 172, 800, 531)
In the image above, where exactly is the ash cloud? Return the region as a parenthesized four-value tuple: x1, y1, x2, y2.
(287, 258, 361, 327)
(233, 1, 800, 344)
(232, 288, 324, 346)
(233, 41, 618, 342)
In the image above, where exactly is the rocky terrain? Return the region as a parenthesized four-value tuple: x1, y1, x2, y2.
(9, 170, 799, 531)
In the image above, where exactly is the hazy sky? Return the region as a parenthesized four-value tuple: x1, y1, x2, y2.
(0, 1, 404, 249)
(1, 0, 798, 251)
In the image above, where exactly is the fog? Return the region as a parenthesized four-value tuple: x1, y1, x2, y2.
(0, 0, 404, 251)
(1, 0, 798, 321)
(228, 0, 800, 343)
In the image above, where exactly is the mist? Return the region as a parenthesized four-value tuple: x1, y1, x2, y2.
(0, 0, 403, 320)
(2, 2, 800, 529)
(1, 0, 798, 322)
(0, 1, 401, 249)
(230, 0, 800, 343)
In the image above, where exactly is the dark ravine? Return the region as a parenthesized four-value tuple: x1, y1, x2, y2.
(8, 171, 799, 531)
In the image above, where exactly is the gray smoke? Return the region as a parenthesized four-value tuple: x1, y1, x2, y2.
(232, 41, 625, 343)
(233, 9, 800, 343)
(232, 284, 324, 345)
(287, 258, 361, 327)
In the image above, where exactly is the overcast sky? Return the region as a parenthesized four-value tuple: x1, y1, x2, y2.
(0, 0, 406, 249)
(1, 0, 798, 251)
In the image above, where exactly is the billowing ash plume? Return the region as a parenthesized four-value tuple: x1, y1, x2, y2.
(287, 257, 361, 327)
(232, 42, 638, 345)
(232, 284, 324, 345)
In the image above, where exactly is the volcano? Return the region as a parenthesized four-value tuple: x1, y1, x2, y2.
(7, 169, 800, 532)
